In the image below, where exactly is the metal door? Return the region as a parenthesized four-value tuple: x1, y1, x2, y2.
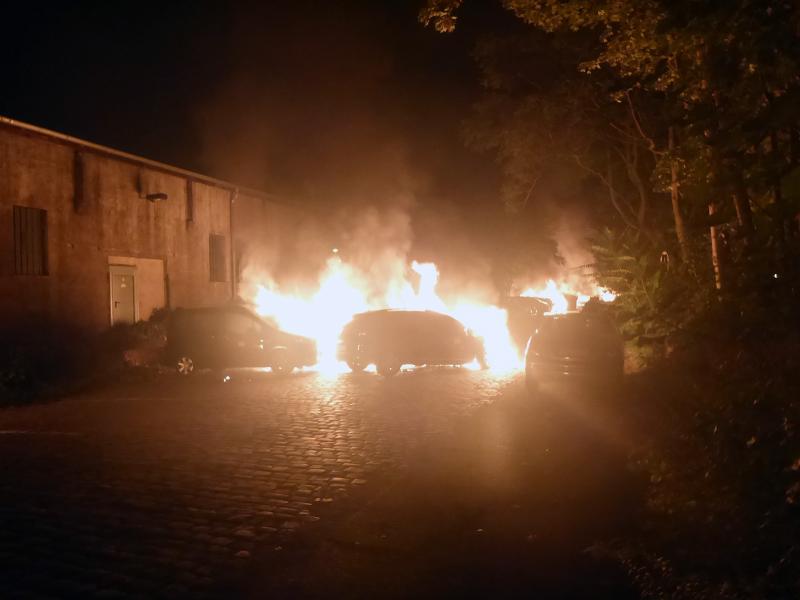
(110, 265, 136, 324)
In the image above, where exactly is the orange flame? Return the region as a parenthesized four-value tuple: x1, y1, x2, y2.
(249, 258, 522, 375)
(520, 279, 569, 314)
(519, 279, 616, 314)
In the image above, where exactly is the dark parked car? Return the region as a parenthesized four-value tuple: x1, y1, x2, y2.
(525, 311, 623, 392)
(165, 305, 316, 375)
(337, 309, 486, 376)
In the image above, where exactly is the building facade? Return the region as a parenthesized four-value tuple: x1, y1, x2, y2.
(0, 116, 297, 331)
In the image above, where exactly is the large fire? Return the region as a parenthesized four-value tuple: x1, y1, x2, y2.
(247, 258, 616, 376)
(519, 279, 617, 314)
(249, 257, 522, 375)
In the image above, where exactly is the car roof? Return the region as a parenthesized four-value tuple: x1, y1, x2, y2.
(351, 309, 454, 320)
(543, 312, 581, 321)
(503, 296, 552, 309)
(348, 309, 466, 328)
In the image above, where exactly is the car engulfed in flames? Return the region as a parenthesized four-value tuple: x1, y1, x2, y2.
(242, 256, 615, 377)
(246, 258, 521, 375)
(336, 309, 488, 376)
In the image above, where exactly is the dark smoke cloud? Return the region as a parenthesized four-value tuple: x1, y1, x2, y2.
(194, 1, 594, 298)
(194, 2, 517, 292)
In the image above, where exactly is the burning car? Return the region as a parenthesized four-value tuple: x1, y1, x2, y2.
(337, 309, 487, 376)
(165, 305, 317, 375)
(525, 311, 623, 392)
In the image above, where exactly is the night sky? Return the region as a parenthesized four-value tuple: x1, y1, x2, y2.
(0, 1, 510, 206)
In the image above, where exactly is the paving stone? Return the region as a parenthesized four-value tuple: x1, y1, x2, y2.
(234, 529, 255, 538)
(211, 537, 233, 546)
(0, 370, 517, 596)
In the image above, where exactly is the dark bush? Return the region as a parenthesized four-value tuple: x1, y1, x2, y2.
(0, 317, 91, 403)
(0, 310, 171, 404)
(614, 288, 800, 598)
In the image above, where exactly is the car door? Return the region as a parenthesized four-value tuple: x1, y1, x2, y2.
(395, 313, 428, 365)
(413, 313, 453, 365)
(439, 315, 471, 364)
(259, 322, 286, 365)
(196, 311, 226, 368)
(222, 311, 265, 368)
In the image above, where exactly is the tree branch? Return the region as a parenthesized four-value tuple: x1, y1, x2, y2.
(573, 153, 640, 230)
(519, 173, 541, 211)
(611, 143, 649, 227)
(625, 90, 663, 155)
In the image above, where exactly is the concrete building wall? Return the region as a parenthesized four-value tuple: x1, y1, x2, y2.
(0, 121, 291, 332)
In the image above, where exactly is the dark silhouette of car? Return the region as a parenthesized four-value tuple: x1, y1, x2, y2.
(164, 305, 316, 375)
(525, 311, 623, 393)
(337, 309, 487, 376)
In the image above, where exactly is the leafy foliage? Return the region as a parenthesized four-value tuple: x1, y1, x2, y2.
(593, 230, 693, 334)
(619, 280, 800, 597)
(423, 0, 800, 596)
(419, 0, 463, 33)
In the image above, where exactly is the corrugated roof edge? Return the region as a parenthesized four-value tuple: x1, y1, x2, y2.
(0, 114, 287, 205)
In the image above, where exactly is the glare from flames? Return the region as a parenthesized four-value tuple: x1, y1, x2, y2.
(250, 257, 522, 375)
(519, 279, 617, 314)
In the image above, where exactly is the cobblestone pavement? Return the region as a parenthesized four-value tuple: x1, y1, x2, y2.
(0, 367, 523, 598)
(236, 376, 640, 598)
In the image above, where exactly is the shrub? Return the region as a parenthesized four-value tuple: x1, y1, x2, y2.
(0, 318, 91, 403)
(0, 310, 171, 404)
(615, 290, 800, 597)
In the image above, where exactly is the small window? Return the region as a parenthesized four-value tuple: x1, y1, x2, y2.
(13, 206, 48, 275)
(209, 234, 227, 282)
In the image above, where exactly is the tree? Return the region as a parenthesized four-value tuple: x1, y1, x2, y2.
(465, 31, 671, 237)
(423, 0, 800, 287)
(422, 3, 800, 596)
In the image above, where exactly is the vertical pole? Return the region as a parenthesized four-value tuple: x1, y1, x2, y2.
(709, 202, 722, 290)
(732, 177, 754, 239)
(669, 127, 689, 262)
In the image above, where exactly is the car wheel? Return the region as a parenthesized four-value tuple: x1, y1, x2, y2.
(347, 360, 366, 372)
(377, 362, 401, 377)
(176, 356, 194, 376)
